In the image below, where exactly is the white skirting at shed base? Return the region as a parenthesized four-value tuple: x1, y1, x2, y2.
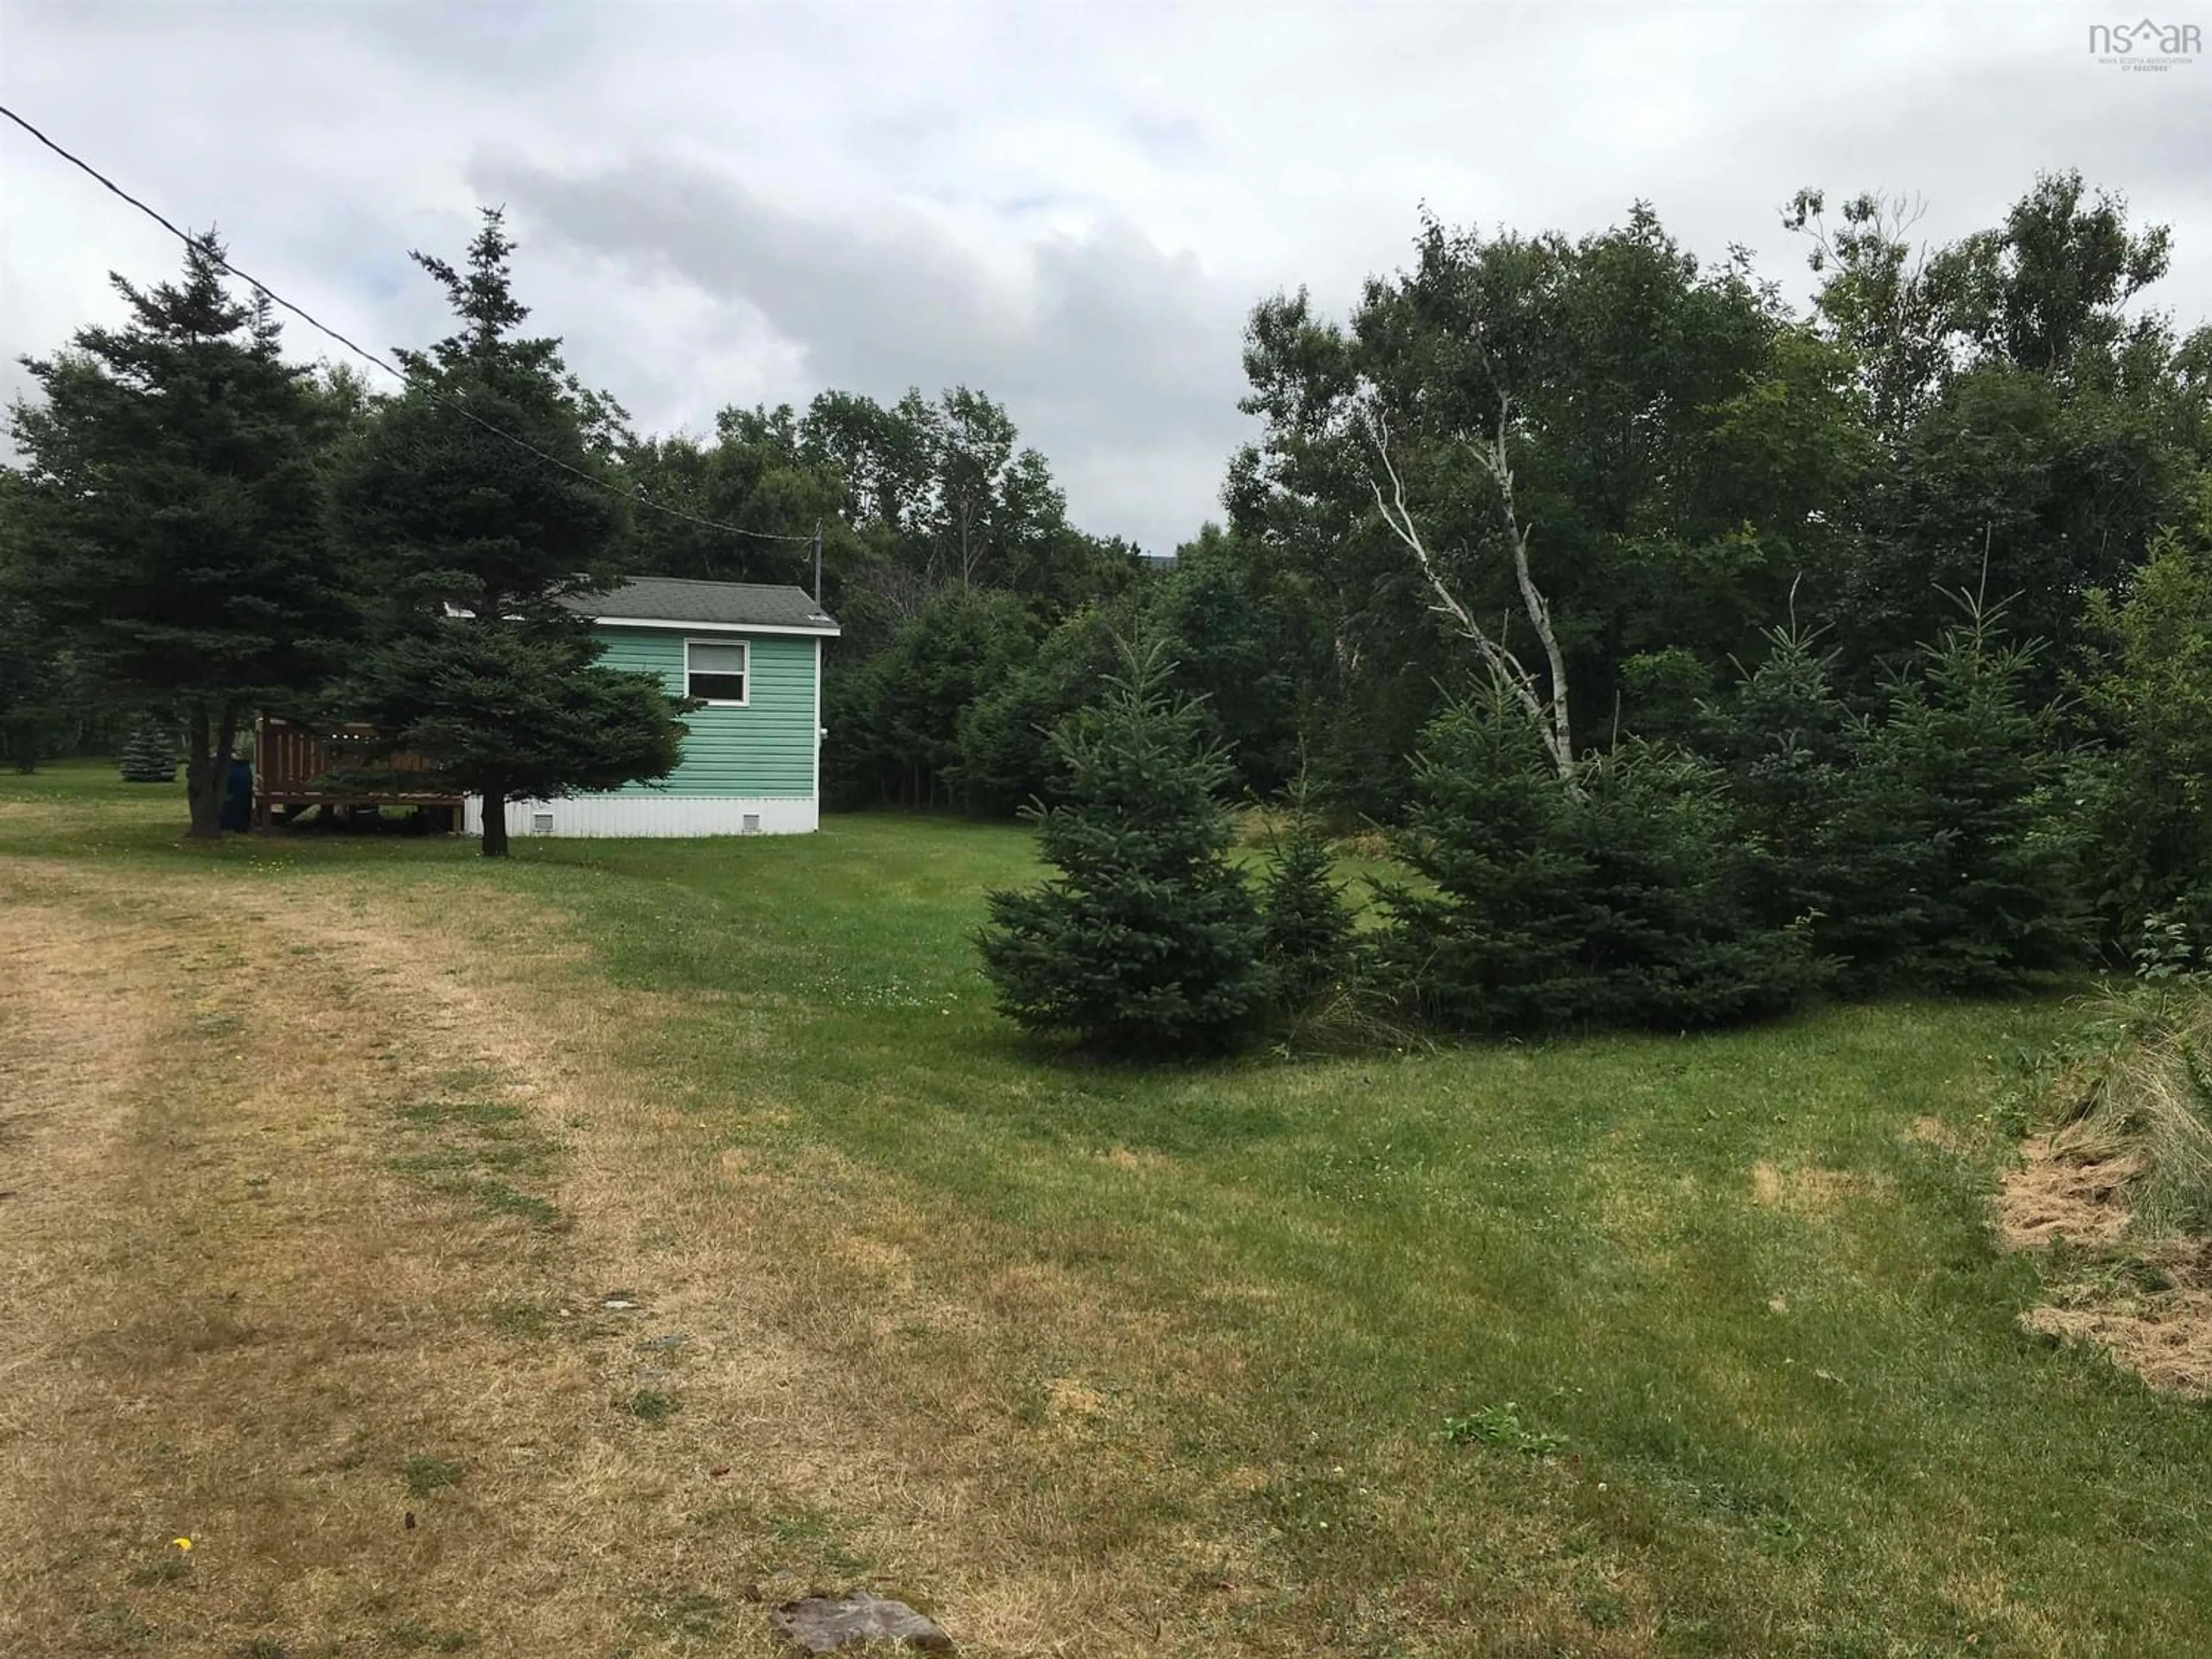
(463, 794, 818, 838)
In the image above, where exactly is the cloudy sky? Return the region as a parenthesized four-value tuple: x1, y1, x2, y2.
(3, 2, 2207, 552)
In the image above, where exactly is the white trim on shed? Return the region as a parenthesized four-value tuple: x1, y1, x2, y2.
(464, 794, 818, 838)
(590, 616, 839, 637)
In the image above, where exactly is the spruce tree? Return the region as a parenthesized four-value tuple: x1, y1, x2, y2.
(335, 210, 685, 855)
(1374, 685, 1590, 1033)
(1708, 620, 1861, 948)
(1256, 775, 1358, 1016)
(1829, 601, 2089, 991)
(117, 712, 179, 783)
(2075, 521, 2212, 952)
(976, 635, 1262, 1054)
(1561, 741, 1819, 1029)
(1378, 684, 1817, 1035)
(8, 234, 348, 833)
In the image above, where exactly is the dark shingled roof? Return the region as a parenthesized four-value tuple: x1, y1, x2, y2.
(566, 576, 839, 634)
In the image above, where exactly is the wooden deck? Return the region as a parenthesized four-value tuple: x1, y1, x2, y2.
(254, 719, 462, 828)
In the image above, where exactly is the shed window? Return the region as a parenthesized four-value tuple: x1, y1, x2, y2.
(686, 639, 748, 704)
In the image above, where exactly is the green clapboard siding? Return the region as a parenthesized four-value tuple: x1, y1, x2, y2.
(593, 626, 817, 798)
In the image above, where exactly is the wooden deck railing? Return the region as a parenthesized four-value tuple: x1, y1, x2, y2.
(254, 719, 462, 826)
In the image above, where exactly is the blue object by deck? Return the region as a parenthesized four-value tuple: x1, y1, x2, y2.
(221, 756, 253, 831)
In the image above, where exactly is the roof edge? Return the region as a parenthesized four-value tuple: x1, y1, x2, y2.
(590, 615, 841, 638)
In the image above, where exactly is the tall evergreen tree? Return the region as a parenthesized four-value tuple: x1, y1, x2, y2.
(1824, 599, 2089, 990)
(335, 210, 686, 855)
(976, 635, 1263, 1054)
(7, 234, 348, 833)
(2076, 513, 2212, 948)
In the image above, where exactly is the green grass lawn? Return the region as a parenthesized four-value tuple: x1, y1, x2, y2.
(8, 760, 2207, 1656)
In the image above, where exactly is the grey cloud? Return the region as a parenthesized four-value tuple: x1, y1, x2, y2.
(8, 1, 2212, 552)
(1626, 16, 2212, 319)
(476, 151, 1258, 551)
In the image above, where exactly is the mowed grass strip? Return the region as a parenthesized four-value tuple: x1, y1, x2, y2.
(5, 762, 2209, 1656)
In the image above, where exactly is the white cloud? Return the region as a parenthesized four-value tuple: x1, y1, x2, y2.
(4, 1, 2207, 551)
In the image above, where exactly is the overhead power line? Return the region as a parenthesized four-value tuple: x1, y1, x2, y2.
(0, 102, 817, 546)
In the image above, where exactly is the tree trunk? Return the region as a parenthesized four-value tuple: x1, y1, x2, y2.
(183, 703, 224, 839)
(1366, 404, 1578, 790)
(480, 787, 509, 858)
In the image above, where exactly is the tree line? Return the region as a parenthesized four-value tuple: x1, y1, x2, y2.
(965, 172, 2212, 1048)
(0, 209, 1154, 844)
(4, 175, 2209, 1025)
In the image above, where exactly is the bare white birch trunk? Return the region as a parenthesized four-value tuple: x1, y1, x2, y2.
(1366, 402, 1577, 786)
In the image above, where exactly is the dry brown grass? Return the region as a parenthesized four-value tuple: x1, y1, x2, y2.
(1903, 1115, 1970, 1153)
(1747, 1160, 1883, 1210)
(0, 865, 610, 1656)
(0, 856, 1334, 1657)
(2001, 1133, 2212, 1393)
(1999, 993, 2212, 1397)
(1997, 1138, 2138, 1254)
(2017, 1289, 2212, 1395)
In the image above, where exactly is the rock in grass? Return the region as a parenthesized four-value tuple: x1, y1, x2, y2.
(770, 1591, 952, 1653)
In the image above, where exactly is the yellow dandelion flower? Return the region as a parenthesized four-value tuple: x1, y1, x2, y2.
(172, 1537, 192, 1551)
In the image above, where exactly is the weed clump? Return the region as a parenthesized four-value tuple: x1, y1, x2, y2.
(1441, 1402, 1565, 1456)
(400, 1455, 464, 1498)
(624, 1389, 680, 1425)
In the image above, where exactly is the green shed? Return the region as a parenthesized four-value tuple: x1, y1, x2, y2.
(464, 577, 840, 839)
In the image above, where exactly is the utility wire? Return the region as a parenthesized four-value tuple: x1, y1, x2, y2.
(0, 103, 818, 545)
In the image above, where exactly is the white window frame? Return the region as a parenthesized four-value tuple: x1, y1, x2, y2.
(685, 637, 751, 707)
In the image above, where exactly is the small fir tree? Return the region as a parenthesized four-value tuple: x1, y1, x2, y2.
(1707, 619, 1860, 944)
(1559, 740, 1819, 1029)
(1256, 775, 1358, 1016)
(1378, 684, 1817, 1035)
(117, 711, 179, 783)
(1827, 597, 2089, 991)
(2075, 519, 2212, 952)
(976, 635, 1263, 1054)
(1374, 685, 1590, 1033)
